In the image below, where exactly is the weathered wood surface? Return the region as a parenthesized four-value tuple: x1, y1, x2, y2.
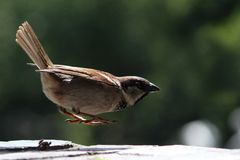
(0, 140, 240, 160)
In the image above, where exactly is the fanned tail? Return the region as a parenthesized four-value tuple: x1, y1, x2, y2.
(16, 21, 53, 69)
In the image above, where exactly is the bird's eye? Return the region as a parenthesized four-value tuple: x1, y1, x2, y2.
(135, 81, 140, 85)
(135, 81, 144, 90)
(135, 81, 142, 88)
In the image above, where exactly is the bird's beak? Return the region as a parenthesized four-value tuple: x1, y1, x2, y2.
(147, 83, 160, 92)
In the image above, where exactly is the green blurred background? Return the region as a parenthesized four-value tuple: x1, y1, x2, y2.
(1, 0, 240, 148)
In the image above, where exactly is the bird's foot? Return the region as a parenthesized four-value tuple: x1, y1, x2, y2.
(65, 116, 117, 126)
(59, 107, 116, 126)
(81, 117, 117, 126)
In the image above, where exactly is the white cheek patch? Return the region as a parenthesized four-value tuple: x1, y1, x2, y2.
(122, 87, 146, 106)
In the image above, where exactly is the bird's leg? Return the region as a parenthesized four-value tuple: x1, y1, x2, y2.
(76, 112, 117, 125)
(58, 107, 116, 126)
(81, 117, 114, 125)
(58, 107, 87, 123)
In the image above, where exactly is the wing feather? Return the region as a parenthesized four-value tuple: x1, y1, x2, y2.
(37, 65, 121, 88)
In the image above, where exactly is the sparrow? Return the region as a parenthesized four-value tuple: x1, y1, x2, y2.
(15, 21, 160, 126)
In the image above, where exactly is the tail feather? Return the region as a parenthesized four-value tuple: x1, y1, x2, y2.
(16, 21, 53, 69)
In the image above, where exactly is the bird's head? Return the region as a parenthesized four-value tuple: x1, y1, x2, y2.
(119, 76, 160, 106)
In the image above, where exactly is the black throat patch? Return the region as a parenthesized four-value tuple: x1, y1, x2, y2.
(114, 100, 127, 112)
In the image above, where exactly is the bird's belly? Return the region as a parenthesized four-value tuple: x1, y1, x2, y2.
(62, 88, 121, 115)
(41, 75, 122, 115)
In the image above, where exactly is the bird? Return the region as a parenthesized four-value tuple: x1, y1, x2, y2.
(15, 21, 160, 126)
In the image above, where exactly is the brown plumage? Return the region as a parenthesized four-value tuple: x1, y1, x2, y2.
(16, 21, 159, 126)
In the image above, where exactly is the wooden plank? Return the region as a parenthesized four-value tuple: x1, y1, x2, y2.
(0, 140, 240, 160)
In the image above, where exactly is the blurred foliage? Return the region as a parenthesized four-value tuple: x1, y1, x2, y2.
(0, 0, 240, 147)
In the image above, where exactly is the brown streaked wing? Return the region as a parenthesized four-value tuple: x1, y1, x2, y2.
(37, 65, 120, 88)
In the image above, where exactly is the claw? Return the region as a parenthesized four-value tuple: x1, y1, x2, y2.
(65, 119, 82, 124)
(82, 117, 117, 126)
